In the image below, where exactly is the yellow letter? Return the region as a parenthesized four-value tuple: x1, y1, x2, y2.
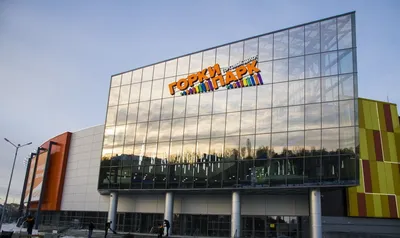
(177, 78, 189, 91)
(246, 60, 260, 75)
(208, 64, 222, 78)
(187, 74, 198, 87)
(225, 71, 238, 84)
(196, 69, 208, 83)
(169, 82, 177, 95)
(235, 65, 248, 79)
(211, 75, 225, 89)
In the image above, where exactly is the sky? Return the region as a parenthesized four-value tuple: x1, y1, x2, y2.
(0, 0, 399, 203)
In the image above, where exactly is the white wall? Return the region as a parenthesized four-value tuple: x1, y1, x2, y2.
(60, 125, 109, 211)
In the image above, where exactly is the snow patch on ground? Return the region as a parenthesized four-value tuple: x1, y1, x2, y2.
(1, 223, 39, 235)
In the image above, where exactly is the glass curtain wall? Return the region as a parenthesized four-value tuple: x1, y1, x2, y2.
(99, 13, 358, 190)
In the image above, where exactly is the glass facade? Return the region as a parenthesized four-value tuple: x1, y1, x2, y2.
(100, 13, 358, 190)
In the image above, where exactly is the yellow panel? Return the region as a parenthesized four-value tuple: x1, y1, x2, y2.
(397, 196, 400, 218)
(347, 190, 359, 216)
(362, 100, 372, 129)
(393, 164, 400, 196)
(381, 195, 390, 218)
(366, 130, 376, 161)
(377, 161, 387, 193)
(385, 163, 395, 194)
(381, 131, 390, 162)
(359, 128, 368, 160)
(370, 101, 380, 130)
(358, 99, 366, 129)
(395, 133, 400, 163)
(390, 104, 400, 133)
(387, 132, 397, 162)
(378, 103, 387, 132)
(373, 194, 383, 217)
(365, 193, 375, 217)
(357, 159, 365, 193)
(369, 161, 380, 193)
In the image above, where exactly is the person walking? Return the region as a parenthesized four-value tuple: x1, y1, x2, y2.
(25, 215, 35, 236)
(163, 219, 170, 237)
(88, 222, 95, 238)
(157, 223, 164, 238)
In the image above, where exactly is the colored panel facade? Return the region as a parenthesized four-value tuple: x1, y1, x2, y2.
(347, 98, 400, 218)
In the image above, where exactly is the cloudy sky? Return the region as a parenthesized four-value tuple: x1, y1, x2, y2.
(0, 0, 399, 203)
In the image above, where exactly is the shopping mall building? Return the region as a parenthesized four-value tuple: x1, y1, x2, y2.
(21, 12, 400, 237)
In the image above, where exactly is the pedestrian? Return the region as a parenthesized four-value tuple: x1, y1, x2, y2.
(104, 221, 110, 238)
(25, 215, 35, 236)
(157, 223, 164, 238)
(163, 219, 170, 237)
(88, 222, 95, 238)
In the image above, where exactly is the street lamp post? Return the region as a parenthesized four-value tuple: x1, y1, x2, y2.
(0, 138, 31, 231)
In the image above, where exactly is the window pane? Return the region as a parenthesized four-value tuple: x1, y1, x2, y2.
(151, 79, 163, 100)
(147, 121, 160, 143)
(224, 136, 239, 160)
(114, 125, 126, 146)
(173, 96, 186, 118)
(259, 34, 273, 61)
(132, 69, 142, 83)
(322, 102, 339, 128)
(256, 109, 271, 134)
(171, 118, 184, 141)
(244, 38, 258, 59)
(154, 62, 165, 79)
(127, 103, 138, 124)
(213, 91, 227, 114)
(129, 83, 140, 103)
(135, 122, 147, 144)
(305, 54, 320, 78)
(340, 127, 355, 153)
(255, 134, 271, 159)
(230, 42, 244, 65)
(322, 128, 339, 153)
(272, 107, 287, 132)
(257, 84, 272, 109)
(289, 80, 304, 105)
(103, 127, 115, 148)
(197, 115, 211, 139)
(338, 49, 353, 74)
(289, 56, 304, 81)
(288, 105, 304, 131)
(271, 132, 287, 157)
(109, 87, 120, 106)
(142, 66, 153, 82)
(273, 59, 288, 82)
(116, 105, 128, 125)
(272, 82, 288, 107)
(169, 141, 183, 163)
(183, 140, 196, 163)
(212, 114, 226, 137)
(111, 75, 121, 87)
(274, 30, 288, 59)
(226, 112, 240, 136)
(321, 52, 338, 76)
(305, 104, 321, 129)
(177, 56, 189, 75)
(340, 100, 355, 127)
(288, 131, 304, 157)
(186, 94, 199, 117)
(305, 78, 321, 103)
(149, 100, 161, 121)
(106, 107, 117, 126)
(321, 76, 339, 102)
(140, 81, 152, 101)
(158, 120, 172, 142)
(125, 124, 136, 145)
(305, 129, 321, 154)
(305, 22, 320, 54)
(289, 26, 304, 57)
(227, 89, 242, 112)
(338, 15, 353, 49)
(242, 87, 257, 110)
(203, 49, 215, 68)
(189, 52, 202, 73)
(137, 101, 149, 122)
(240, 135, 255, 159)
(161, 98, 173, 120)
(216, 45, 229, 69)
(165, 59, 177, 78)
(197, 138, 211, 160)
(163, 77, 176, 99)
(258, 61, 272, 84)
(199, 93, 213, 115)
(121, 71, 132, 85)
(241, 110, 256, 135)
(339, 74, 354, 100)
(321, 19, 337, 52)
(184, 117, 198, 140)
(118, 85, 130, 105)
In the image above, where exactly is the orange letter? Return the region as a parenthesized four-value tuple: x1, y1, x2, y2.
(208, 64, 222, 78)
(246, 60, 260, 75)
(169, 82, 177, 95)
(187, 74, 198, 87)
(197, 68, 208, 83)
(177, 78, 189, 91)
(235, 65, 248, 79)
(225, 71, 238, 84)
(211, 75, 225, 89)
